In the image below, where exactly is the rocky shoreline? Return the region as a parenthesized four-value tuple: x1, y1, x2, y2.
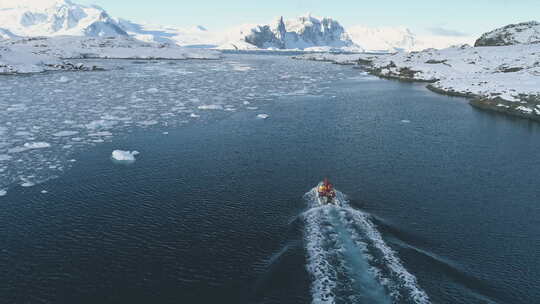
(294, 43, 540, 123)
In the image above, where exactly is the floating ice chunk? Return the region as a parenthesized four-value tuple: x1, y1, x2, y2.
(20, 178, 35, 187)
(15, 131, 33, 136)
(243, 101, 251, 105)
(138, 120, 158, 126)
(0, 154, 12, 161)
(246, 106, 259, 110)
(198, 105, 223, 110)
(401, 120, 411, 123)
(53, 131, 79, 137)
(88, 131, 113, 137)
(24, 142, 51, 149)
(7, 104, 27, 112)
(86, 120, 118, 130)
(163, 132, 169, 135)
(41, 190, 48, 194)
(257, 114, 270, 119)
(231, 65, 252, 72)
(112, 150, 139, 162)
(58, 76, 70, 83)
(0, 190, 6, 196)
(147, 88, 159, 94)
(8, 146, 28, 153)
(190, 113, 200, 118)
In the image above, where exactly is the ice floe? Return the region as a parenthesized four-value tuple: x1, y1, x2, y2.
(112, 150, 140, 162)
(58, 76, 70, 83)
(24, 142, 51, 149)
(53, 131, 79, 137)
(198, 105, 223, 110)
(257, 114, 270, 119)
(0, 54, 344, 192)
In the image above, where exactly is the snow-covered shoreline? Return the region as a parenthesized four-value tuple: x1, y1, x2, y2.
(294, 43, 540, 122)
(0, 36, 221, 74)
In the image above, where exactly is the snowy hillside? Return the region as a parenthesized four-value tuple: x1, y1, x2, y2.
(347, 26, 415, 52)
(0, 28, 19, 40)
(219, 15, 361, 51)
(0, 36, 220, 74)
(116, 19, 218, 47)
(475, 21, 540, 46)
(0, 0, 127, 37)
(348, 25, 475, 52)
(297, 40, 540, 121)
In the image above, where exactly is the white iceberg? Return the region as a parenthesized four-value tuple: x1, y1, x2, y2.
(24, 142, 51, 149)
(198, 105, 223, 110)
(58, 76, 70, 83)
(0, 189, 6, 197)
(112, 150, 139, 162)
(257, 114, 270, 119)
(53, 130, 79, 137)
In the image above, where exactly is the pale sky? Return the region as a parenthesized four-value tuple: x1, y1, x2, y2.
(78, 0, 539, 36)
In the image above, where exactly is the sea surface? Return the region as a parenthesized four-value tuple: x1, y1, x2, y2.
(1, 54, 540, 304)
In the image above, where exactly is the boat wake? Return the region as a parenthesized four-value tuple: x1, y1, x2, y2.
(302, 187, 430, 304)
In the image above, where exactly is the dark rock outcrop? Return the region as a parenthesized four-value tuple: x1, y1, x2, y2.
(475, 21, 540, 47)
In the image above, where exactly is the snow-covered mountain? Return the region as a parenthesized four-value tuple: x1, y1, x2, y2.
(0, 28, 19, 40)
(475, 21, 540, 46)
(116, 19, 218, 47)
(347, 26, 416, 52)
(220, 15, 361, 51)
(0, 0, 476, 53)
(348, 25, 475, 52)
(0, 0, 127, 37)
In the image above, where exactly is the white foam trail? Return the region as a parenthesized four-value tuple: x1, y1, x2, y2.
(303, 186, 430, 304)
(339, 202, 430, 304)
(304, 207, 338, 304)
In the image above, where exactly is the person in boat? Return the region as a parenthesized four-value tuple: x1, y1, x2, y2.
(318, 178, 336, 199)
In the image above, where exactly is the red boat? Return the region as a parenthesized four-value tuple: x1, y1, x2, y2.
(317, 178, 337, 205)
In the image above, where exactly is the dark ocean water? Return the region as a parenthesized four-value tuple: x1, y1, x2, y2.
(1, 55, 540, 304)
